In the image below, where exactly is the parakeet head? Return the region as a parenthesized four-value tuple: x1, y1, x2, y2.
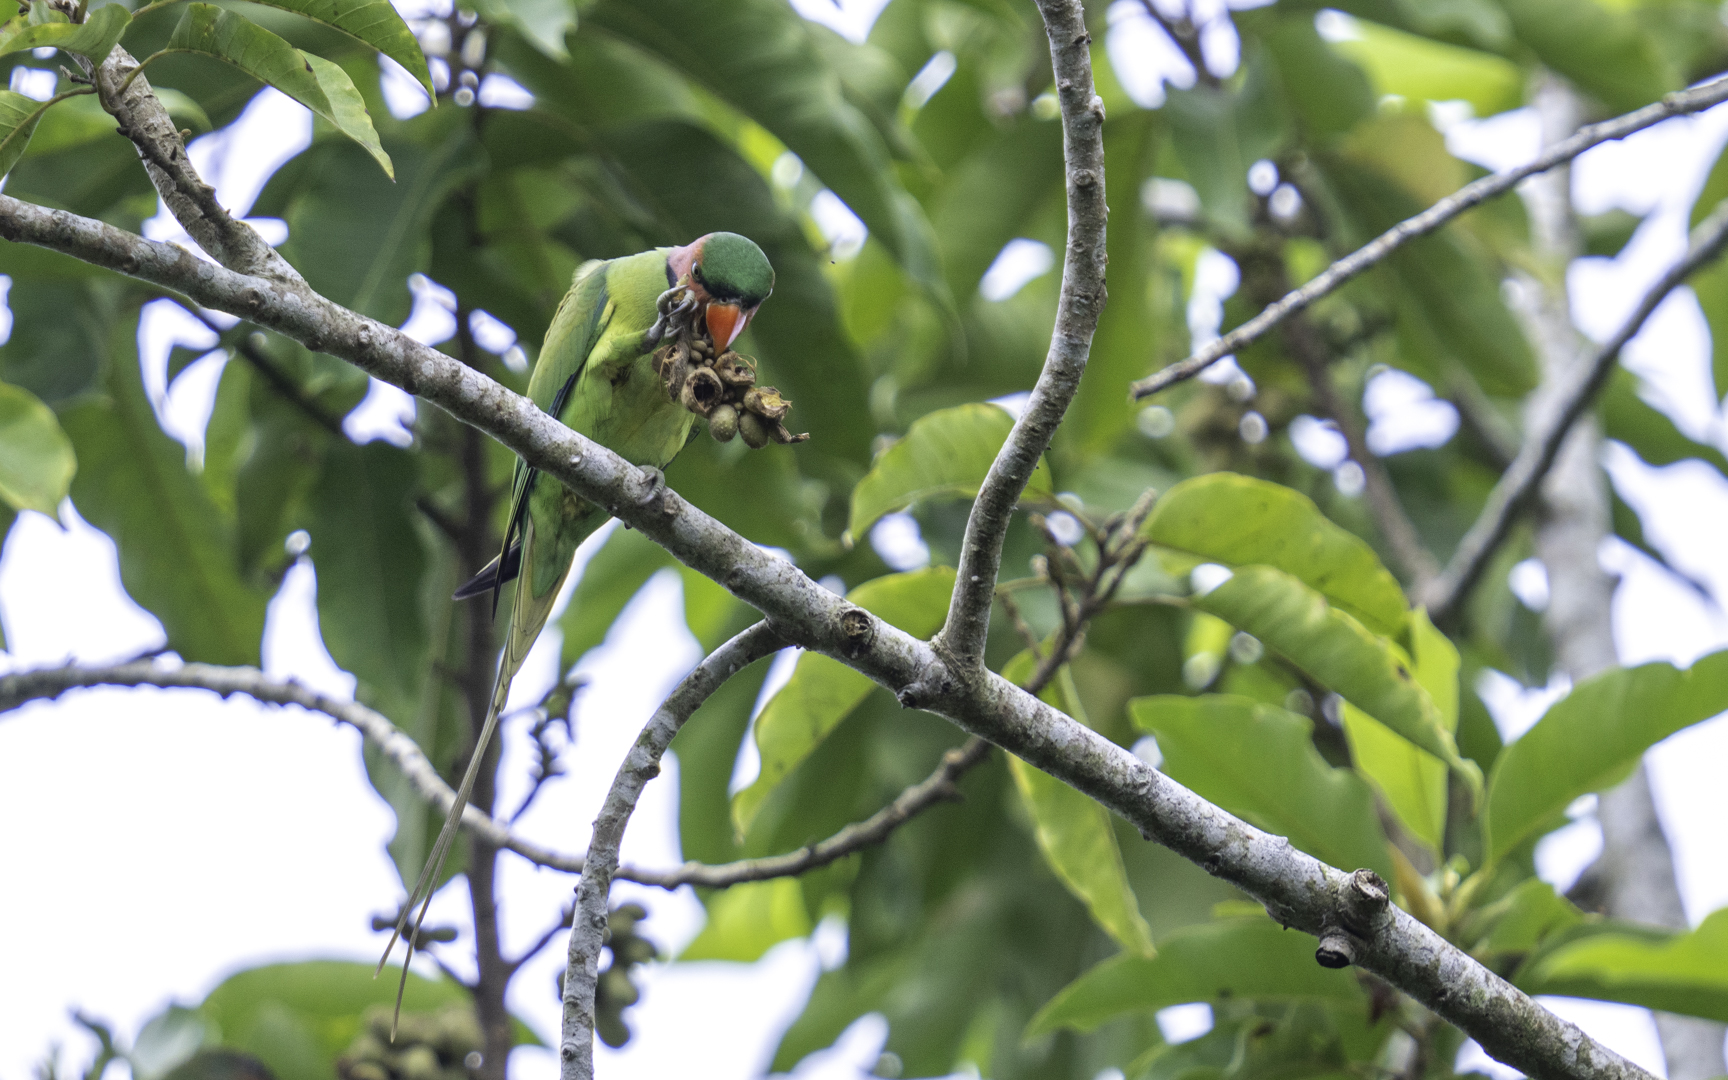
(670, 232, 775, 351)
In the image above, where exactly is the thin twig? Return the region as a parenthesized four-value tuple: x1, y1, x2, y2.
(1423, 198, 1728, 624)
(0, 660, 590, 872)
(561, 623, 784, 1080)
(1129, 74, 1728, 399)
(938, 0, 1110, 664)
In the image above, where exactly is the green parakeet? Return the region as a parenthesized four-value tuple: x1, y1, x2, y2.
(379, 232, 775, 1002)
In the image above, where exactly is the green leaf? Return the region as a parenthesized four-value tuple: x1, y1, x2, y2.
(847, 402, 1055, 543)
(61, 330, 267, 666)
(302, 52, 393, 179)
(1496, 0, 1674, 114)
(305, 440, 426, 713)
(1164, 53, 1290, 241)
(1486, 650, 1728, 864)
(0, 2, 129, 64)
(1194, 565, 1479, 793)
(1470, 879, 1583, 959)
(0, 89, 57, 178)
(259, 114, 483, 324)
(1129, 695, 1392, 882)
(0, 380, 76, 515)
(1026, 917, 1363, 1037)
(195, 961, 539, 1080)
(1519, 908, 1728, 1022)
(1338, 610, 1457, 852)
(731, 565, 956, 836)
(558, 525, 674, 670)
(1318, 150, 1538, 397)
(162, 4, 391, 176)
(1006, 650, 1154, 958)
(679, 878, 813, 962)
(588, 0, 950, 310)
(1142, 473, 1407, 636)
(241, 0, 434, 97)
(1600, 367, 1728, 482)
(1327, 16, 1522, 118)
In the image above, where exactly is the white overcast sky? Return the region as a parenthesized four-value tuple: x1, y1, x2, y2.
(4, 2, 1728, 1079)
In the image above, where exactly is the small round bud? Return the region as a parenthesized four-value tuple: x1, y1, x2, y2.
(739, 411, 770, 448)
(709, 403, 739, 442)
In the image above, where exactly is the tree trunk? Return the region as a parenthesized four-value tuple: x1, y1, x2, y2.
(1522, 74, 1726, 1080)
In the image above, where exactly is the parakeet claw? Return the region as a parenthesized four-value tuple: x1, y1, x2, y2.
(635, 466, 666, 505)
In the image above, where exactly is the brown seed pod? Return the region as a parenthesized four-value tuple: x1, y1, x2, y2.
(738, 411, 771, 448)
(713, 351, 757, 387)
(743, 386, 790, 421)
(709, 403, 739, 442)
(769, 420, 811, 444)
(651, 341, 690, 403)
(679, 366, 725, 416)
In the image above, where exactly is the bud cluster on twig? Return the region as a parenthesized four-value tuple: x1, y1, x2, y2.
(650, 322, 808, 448)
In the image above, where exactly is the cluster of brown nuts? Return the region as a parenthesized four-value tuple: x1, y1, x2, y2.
(338, 1005, 481, 1080)
(651, 330, 808, 447)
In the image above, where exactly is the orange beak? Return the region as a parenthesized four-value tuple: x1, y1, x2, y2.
(705, 302, 745, 352)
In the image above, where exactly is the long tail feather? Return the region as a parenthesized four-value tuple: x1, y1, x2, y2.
(376, 655, 515, 1036)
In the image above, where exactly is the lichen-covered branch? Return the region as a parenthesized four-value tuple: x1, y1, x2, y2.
(1423, 197, 1728, 625)
(92, 47, 299, 281)
(1128, 74, 1728, 399)
(560, 623, 784, 1080)
(938, 0, 1109, 663)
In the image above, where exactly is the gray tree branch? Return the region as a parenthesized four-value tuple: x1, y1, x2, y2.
(1422, 197, 1728, 625)
(0, 72, 1675, 1080)
(92, 47, 299, 281)
(938, 0, 1109, 664)
(1128, 73, 1728, 400)
(560, 623, 785, 1080)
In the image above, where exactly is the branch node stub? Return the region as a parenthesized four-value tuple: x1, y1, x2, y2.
(1315, 930, 1355, 969)
(1340, 868, 1391, 936)
(838, 607, 875, 659)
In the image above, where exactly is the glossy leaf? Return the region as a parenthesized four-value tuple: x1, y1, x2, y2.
(1164, 55, 1290, 240)
(305, 440, 427, 713)
(1006, 650, 1154, 957)
(163, 5, 391, 176)
(1129, 695, 1392, 882)
(1339, 610, 1457, 852)
(847, 402, 1055, 542)
(1471, 879, 1583, 959)
(1496, 0, 1673, 114)
(1143, 473, 1407, 636)
(1487, 650, 1728, 864)
(258, 116, 483, 325)
(732, 565, 956, 835)
(1194, 565, 1479, 791)
(302, 52, 393, 179)
(587, 0, 949, 309)
(243, 0, 433, 96)
(1026, 917, 1363, 1037)
(0, 380, 75, 515)
(1519, 908, 1728, 1022)
(0, 2, 128, 63)
(1600, 367, 1728, 482)
(61, 331, 267, 666)
(0, 89, 58, 179)
(1327, 16, 1522, 118)
(679, 878, 813, 963)
(195, 961, 539, 1080)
